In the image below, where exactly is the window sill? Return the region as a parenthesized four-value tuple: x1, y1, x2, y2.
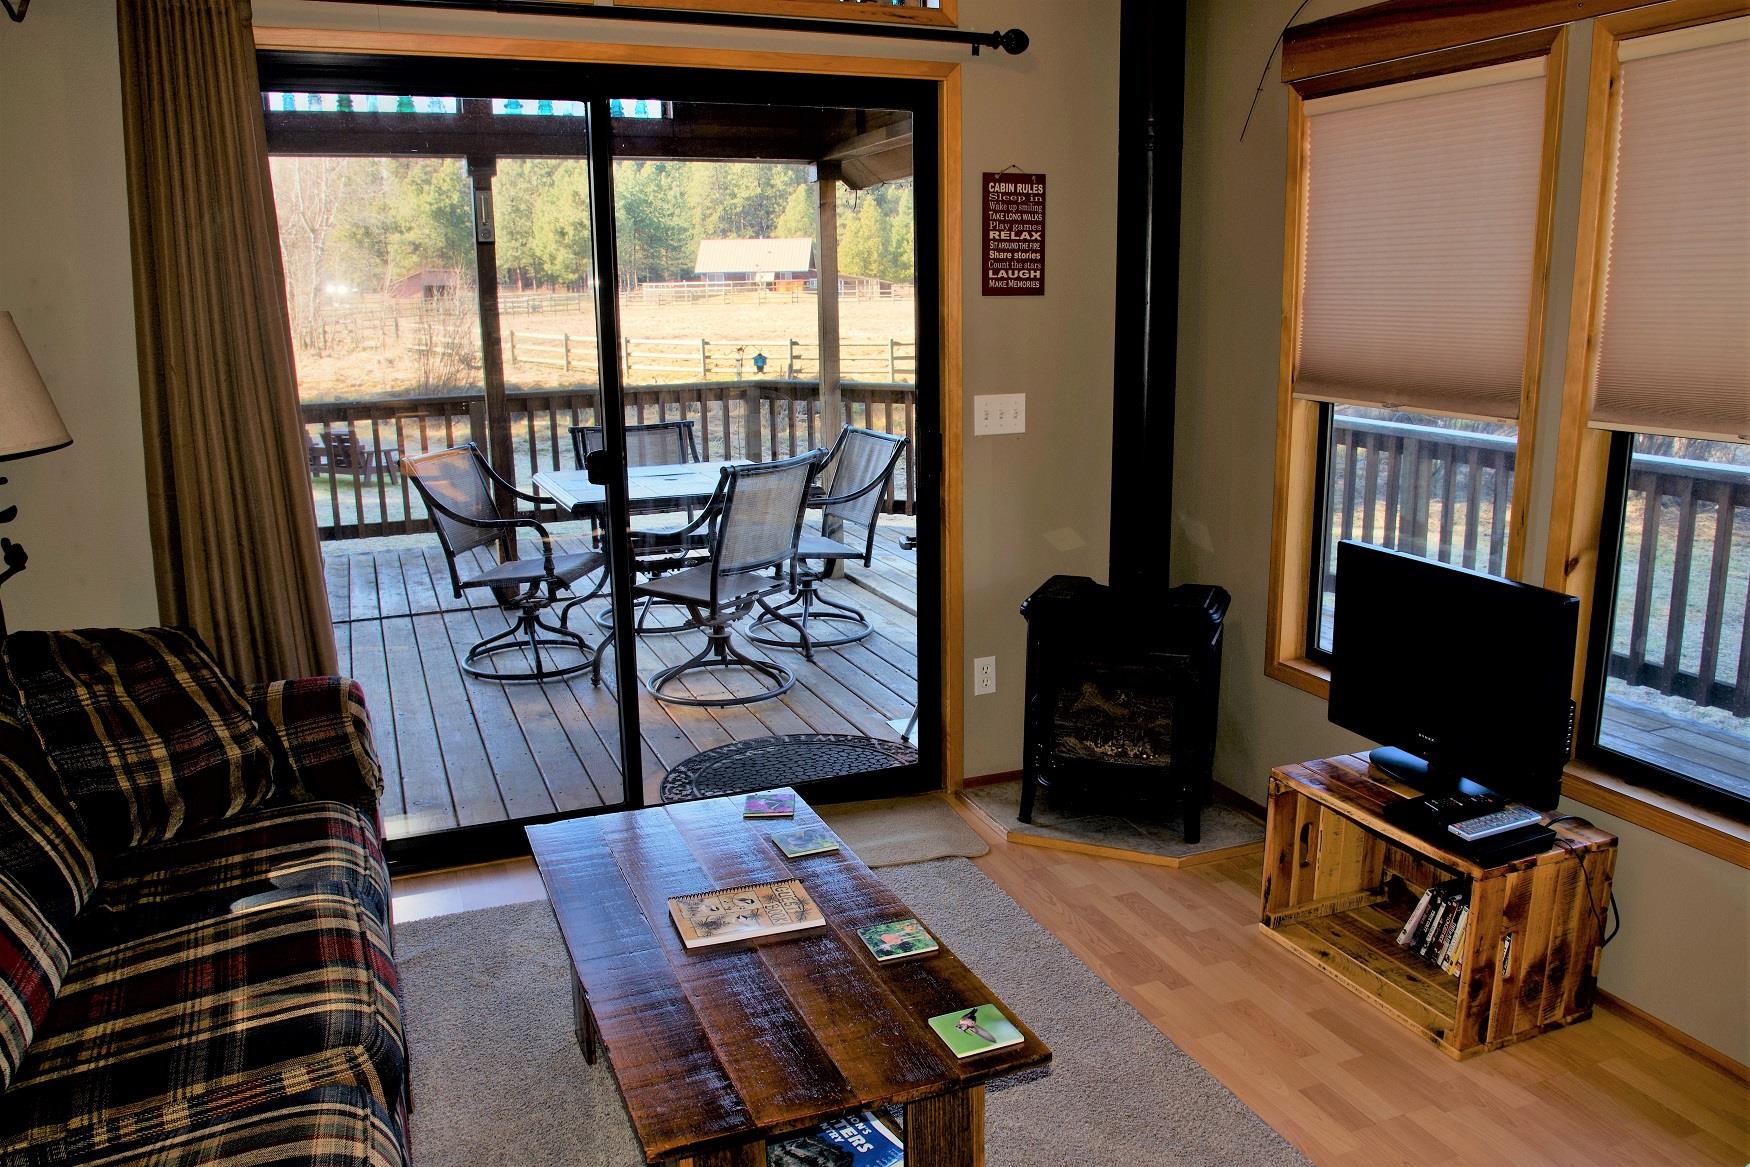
(1265, 656, 1331, 700)
(1562, 760, 1750, 870)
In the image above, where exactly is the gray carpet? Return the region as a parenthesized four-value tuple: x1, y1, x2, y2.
(394, 858, 1308, 1167)
(966, 779, 1265, 860)
(816, 794, 989, 866)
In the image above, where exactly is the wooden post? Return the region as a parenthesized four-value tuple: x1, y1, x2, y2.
(813, 161, 844, 437)
(743, 383, 764, 461)
(813, 162, 848, 556)
(700, 337, 710, 379)
(563, 332, 572, 372)
(467, 153, 516, 571)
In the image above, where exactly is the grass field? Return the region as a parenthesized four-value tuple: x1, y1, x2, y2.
(292, 293, 917, 402)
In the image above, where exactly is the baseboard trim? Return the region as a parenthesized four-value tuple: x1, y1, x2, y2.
(1596, 990, 1750, 1086)
(962, 769, 1020, 789)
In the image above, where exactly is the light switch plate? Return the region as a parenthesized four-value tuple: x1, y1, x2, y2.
(973, 394, 1026, 435)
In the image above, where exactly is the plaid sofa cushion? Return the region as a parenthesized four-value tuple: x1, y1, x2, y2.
(0, 875, 68, 1096)
(0, 890, 403, 1159)
(248, 679, 383, 809)
(3, 628, 275, 852)
(80, 800, 390, 940)
(0, 709, 97, 1092)
(2, 1084, 409, 1167)
(0, 708, 97, 929)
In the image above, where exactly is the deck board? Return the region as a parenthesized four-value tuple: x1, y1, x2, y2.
(324, 517, 918, 841)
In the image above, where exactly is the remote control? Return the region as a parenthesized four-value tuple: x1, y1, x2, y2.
(1447, 804, 1543, 842)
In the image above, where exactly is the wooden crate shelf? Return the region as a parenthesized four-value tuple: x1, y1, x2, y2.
(1260, 754, 1617, 1059)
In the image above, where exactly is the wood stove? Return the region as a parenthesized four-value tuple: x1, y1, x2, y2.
(1019, 576, 1229, 841)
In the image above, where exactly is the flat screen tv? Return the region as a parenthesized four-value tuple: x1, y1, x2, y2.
(1327, 541, 1579, 810)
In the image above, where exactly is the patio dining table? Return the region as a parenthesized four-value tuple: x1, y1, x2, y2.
(533, 459, 751, 519)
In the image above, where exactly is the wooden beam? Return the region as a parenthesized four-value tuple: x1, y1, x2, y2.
(822, 121, 913, 162)
(1282, 0, 1662, 83)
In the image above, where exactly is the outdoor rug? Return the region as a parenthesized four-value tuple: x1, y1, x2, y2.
(661, 733, 919, 802)
(966, 778, 1266, 862)
(394, 857, 1310, 1167)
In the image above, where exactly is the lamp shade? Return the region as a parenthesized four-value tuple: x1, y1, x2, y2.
(0, 312, 71, 462)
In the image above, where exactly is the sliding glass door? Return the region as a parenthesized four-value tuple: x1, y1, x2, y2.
(261, 54, 939, 865)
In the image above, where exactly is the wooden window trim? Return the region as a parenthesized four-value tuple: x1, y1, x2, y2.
(1282, 0, 1661, 84)
(1544, 0, 1750, 860)
(607, 0, 957, 29)
(1266, 35, 1566, 696)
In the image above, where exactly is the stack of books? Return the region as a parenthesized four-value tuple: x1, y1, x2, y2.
(1396, 879, 1470, 976)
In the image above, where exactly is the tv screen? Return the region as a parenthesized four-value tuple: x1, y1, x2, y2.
(1328, 541, 1579, 810)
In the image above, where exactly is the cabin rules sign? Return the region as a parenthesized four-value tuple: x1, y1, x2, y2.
(982, 171, 1045, 296)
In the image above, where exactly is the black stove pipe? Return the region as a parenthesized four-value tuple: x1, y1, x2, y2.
(1108, 0, 1186, 594)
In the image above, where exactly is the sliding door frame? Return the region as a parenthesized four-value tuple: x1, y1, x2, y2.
(256, 24, 967, 809)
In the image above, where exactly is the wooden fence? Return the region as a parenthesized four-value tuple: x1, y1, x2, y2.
(504, 334, 916, 383)
(302, 379, 918, 541)
(1321, 416, 1747, 716)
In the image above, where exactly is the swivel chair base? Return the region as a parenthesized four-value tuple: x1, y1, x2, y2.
(645, 621, 795, 707)
(746, 578, 872, 660)
(463, 594, 598, 683)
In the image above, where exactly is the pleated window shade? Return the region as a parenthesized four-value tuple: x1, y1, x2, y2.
(1294, 60, 1548, 420)
(1590, 19, 1750, 443)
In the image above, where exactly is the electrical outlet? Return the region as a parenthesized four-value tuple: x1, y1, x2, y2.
(973, 656, 996, 696)
(973, 394, 1026, 435)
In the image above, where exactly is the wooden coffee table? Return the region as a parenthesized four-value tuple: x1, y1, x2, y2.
(526, 790, 1050, 1166)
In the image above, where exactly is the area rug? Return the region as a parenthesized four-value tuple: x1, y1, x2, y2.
(816, 793, 988, 867)
(393, 858, 1309, 1167)
(966, 778, 1266, 861)
(660, 733, 919, 802)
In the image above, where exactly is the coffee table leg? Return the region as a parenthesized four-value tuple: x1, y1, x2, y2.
(572, 973, 597, 1064)
(904, 1085, 986, 1167)
(664, 1140, 765, 1167)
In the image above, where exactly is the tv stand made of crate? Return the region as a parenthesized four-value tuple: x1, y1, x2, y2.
(1260, 754, 1617, 1059)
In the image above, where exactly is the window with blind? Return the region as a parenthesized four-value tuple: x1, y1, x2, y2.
(1580, 17, 1750, 810)
(1294, 58, 1551, 660)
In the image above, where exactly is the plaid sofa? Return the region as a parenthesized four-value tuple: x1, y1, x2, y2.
(0, 628, 406, 1166)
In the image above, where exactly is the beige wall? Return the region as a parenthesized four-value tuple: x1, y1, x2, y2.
(0, 3, 158, 631)
(1179, 0, 1750, 1065)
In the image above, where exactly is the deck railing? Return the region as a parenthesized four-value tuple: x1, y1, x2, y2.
(1322, 416, 1518, 581)
(1321, 416, 1747, 716)
(303, 379, 918, 540)
(1612, 453, 1750, 716)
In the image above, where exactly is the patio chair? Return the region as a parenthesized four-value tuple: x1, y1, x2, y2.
(625, 449, 821, 706)
(746, 425, 908, 660)
(571, 420, 708, 633)
(402, 443, 604, 683)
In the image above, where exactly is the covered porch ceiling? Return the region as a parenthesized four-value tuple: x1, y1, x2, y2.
(264, 99, 913, 188)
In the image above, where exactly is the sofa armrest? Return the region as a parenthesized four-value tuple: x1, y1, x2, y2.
(248, 678, 384, 810)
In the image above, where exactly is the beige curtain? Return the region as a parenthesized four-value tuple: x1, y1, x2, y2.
(116, 0, 337, 682)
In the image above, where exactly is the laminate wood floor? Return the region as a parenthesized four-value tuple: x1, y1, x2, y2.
(392, 795, 1750, 1166)
(325, 518, 918, 841)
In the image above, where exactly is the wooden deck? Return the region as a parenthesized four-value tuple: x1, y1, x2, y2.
(1599, 691, 1750, 801)
(325, 517, 918, 841)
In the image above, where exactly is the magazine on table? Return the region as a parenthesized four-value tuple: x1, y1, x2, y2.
(667, 878, 825, 949)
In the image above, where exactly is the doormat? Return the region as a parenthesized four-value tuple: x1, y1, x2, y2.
(660, 733, 919, 802)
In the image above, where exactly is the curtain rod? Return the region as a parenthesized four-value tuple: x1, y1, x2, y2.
(303, 0, 1031, 55)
